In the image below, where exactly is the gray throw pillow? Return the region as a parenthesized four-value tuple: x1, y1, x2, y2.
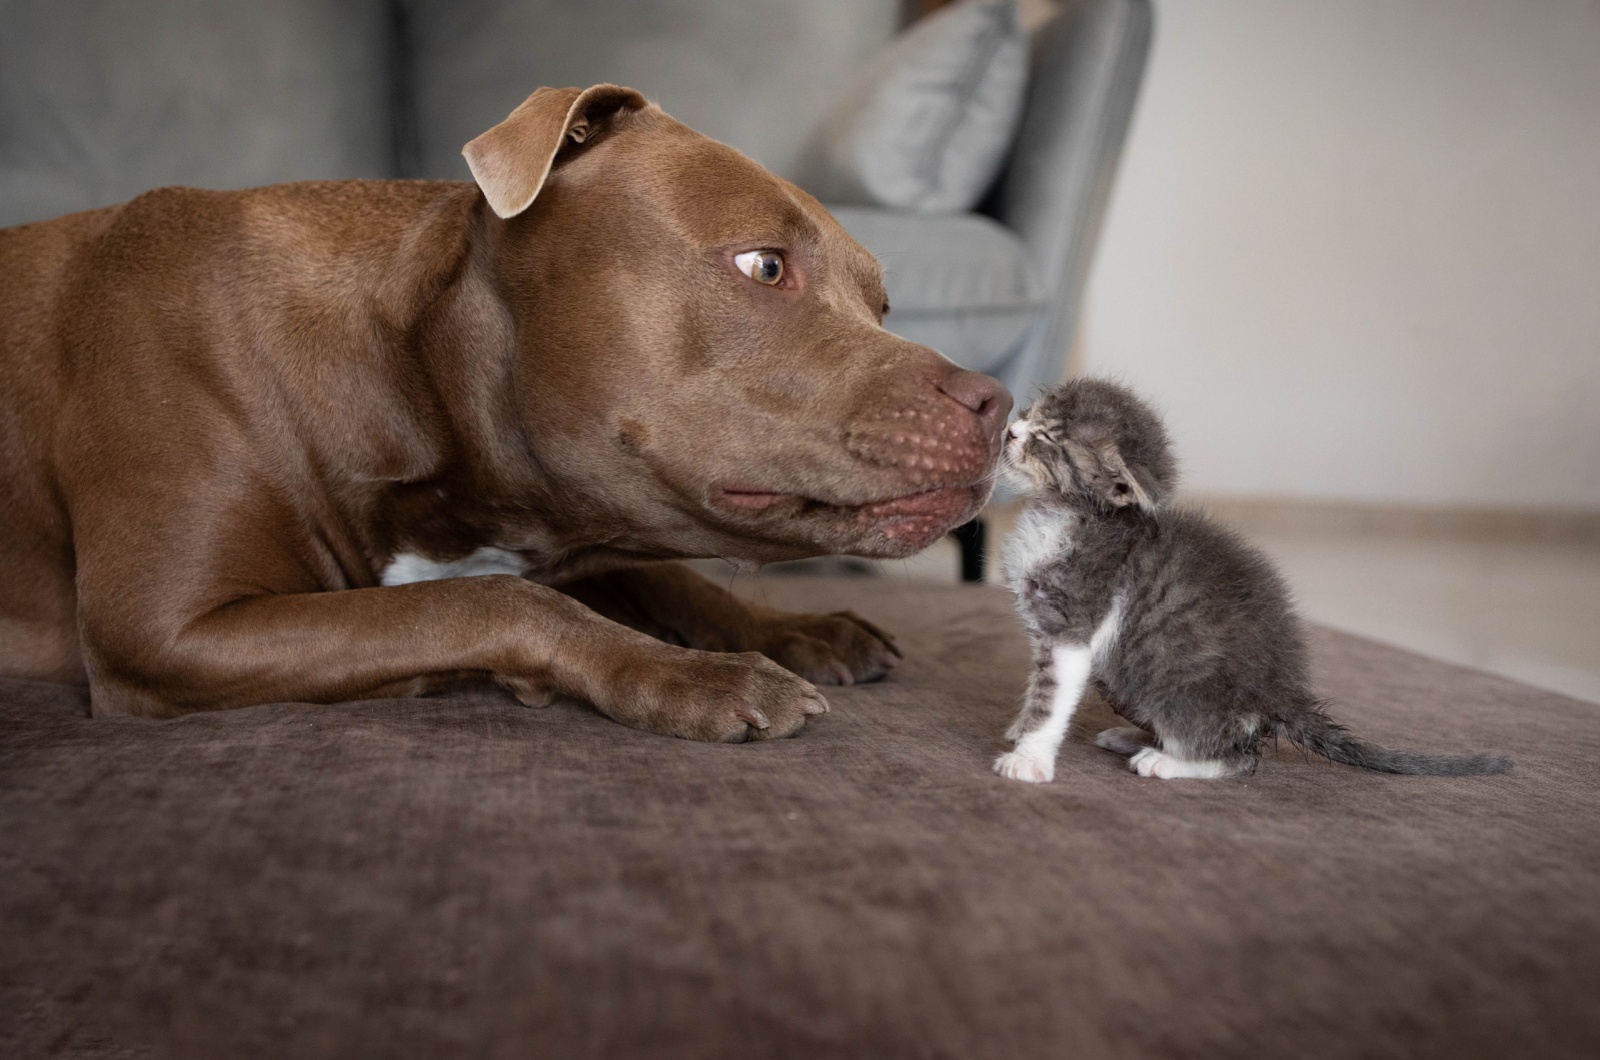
(804, 0, 1028, 214)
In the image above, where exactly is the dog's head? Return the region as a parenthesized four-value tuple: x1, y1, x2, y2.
(464, 85, 1010, 563)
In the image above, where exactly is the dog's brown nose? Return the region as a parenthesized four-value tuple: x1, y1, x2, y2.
(936, 368, 1013, 440)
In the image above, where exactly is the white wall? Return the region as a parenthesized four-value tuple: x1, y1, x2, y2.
(1080, 0, 1600, 509)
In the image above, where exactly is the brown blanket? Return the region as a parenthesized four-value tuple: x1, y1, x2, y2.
(2, 578, 1596, 1058)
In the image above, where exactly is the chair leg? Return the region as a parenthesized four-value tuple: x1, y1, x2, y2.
(952, 518, 987, 583)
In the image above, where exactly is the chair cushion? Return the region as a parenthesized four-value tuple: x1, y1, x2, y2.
(827, 206, 1047, 372)
(799, 0, 1029, 214)
(0, 0, 394, 228)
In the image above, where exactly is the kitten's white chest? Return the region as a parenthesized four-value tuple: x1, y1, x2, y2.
(1002, 504, 1076, 593)
(998, 505, 1075, 630)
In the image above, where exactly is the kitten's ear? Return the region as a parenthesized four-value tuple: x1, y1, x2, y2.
(1066, 438, 1156, 511)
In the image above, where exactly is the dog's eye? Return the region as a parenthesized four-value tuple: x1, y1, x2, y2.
(734, 250, 784, 286)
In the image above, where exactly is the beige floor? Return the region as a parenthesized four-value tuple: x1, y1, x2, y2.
(1232, 528, 1600, 706)
(857, 505, 1600, 706)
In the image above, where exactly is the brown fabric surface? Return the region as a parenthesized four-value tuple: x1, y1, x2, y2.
(2, 578, 1597, 1059)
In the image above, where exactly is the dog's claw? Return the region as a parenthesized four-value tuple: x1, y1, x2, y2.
(754, 611, 899, 686)
(626, 649, 820, 743)
(839, 611, 902, 659)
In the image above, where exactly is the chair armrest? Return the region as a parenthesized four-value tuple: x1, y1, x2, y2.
(983, 0, 1154, 404)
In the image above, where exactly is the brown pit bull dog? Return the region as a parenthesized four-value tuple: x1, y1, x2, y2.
(0, 84, 1010, 742)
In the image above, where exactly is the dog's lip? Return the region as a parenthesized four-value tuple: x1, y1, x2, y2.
(715, 485, 793, 511)
(854, 486, 975, 520)
(712, 483, 977, 518)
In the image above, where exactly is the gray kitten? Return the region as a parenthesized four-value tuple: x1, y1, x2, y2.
(993, 378, 1511, 783)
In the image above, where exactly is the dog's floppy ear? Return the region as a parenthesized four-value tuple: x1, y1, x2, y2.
(463, 84, 648, 219)
(1065, 437, 1156, 511)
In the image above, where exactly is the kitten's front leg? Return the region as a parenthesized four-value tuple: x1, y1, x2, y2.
(994, 640, 1094, 784)
(1003, 642, 1054, 743)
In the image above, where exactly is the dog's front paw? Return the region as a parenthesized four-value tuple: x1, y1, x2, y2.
(752, 610, 902, 686)
(994, 750, 1054, 784)
(616, 648, 829, 743)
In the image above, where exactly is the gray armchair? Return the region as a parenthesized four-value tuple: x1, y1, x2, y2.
(827, 1, 1154, 423)
(0, 0, 1152, 570)
(984, 0, 1153, 417)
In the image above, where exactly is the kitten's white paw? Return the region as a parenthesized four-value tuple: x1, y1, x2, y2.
(1128, 747, 1181, 779)
(1095, 727, 1153, 756)
(1127, 747, 1230, 780)
(994, 751, 1054, 784)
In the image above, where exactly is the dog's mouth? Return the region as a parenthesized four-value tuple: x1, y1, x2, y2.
(712, 482, 984, 553)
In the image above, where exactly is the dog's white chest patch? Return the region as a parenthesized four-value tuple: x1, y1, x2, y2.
(379, 547, 529, 586)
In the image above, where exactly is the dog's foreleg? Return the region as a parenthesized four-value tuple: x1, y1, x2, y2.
(81, 576, 824, 742)
(563, 564, 901, 686)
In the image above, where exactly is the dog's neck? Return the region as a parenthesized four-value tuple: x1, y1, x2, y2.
(347, 193, 660, 579)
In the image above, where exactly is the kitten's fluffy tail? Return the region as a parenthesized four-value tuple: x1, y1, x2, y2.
(1280, 701, 1512, 776)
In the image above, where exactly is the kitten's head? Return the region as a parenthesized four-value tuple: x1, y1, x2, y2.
(1003, 378, 1177, 513)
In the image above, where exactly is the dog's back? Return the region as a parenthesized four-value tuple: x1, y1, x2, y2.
(0, 182, 476, 683)
(0, 208, 120, 681)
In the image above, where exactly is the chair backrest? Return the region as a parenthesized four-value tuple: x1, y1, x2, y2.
(0, 0, 396, 228)
(983, 0, 1154, 399)
(401, 0, 901, 183)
